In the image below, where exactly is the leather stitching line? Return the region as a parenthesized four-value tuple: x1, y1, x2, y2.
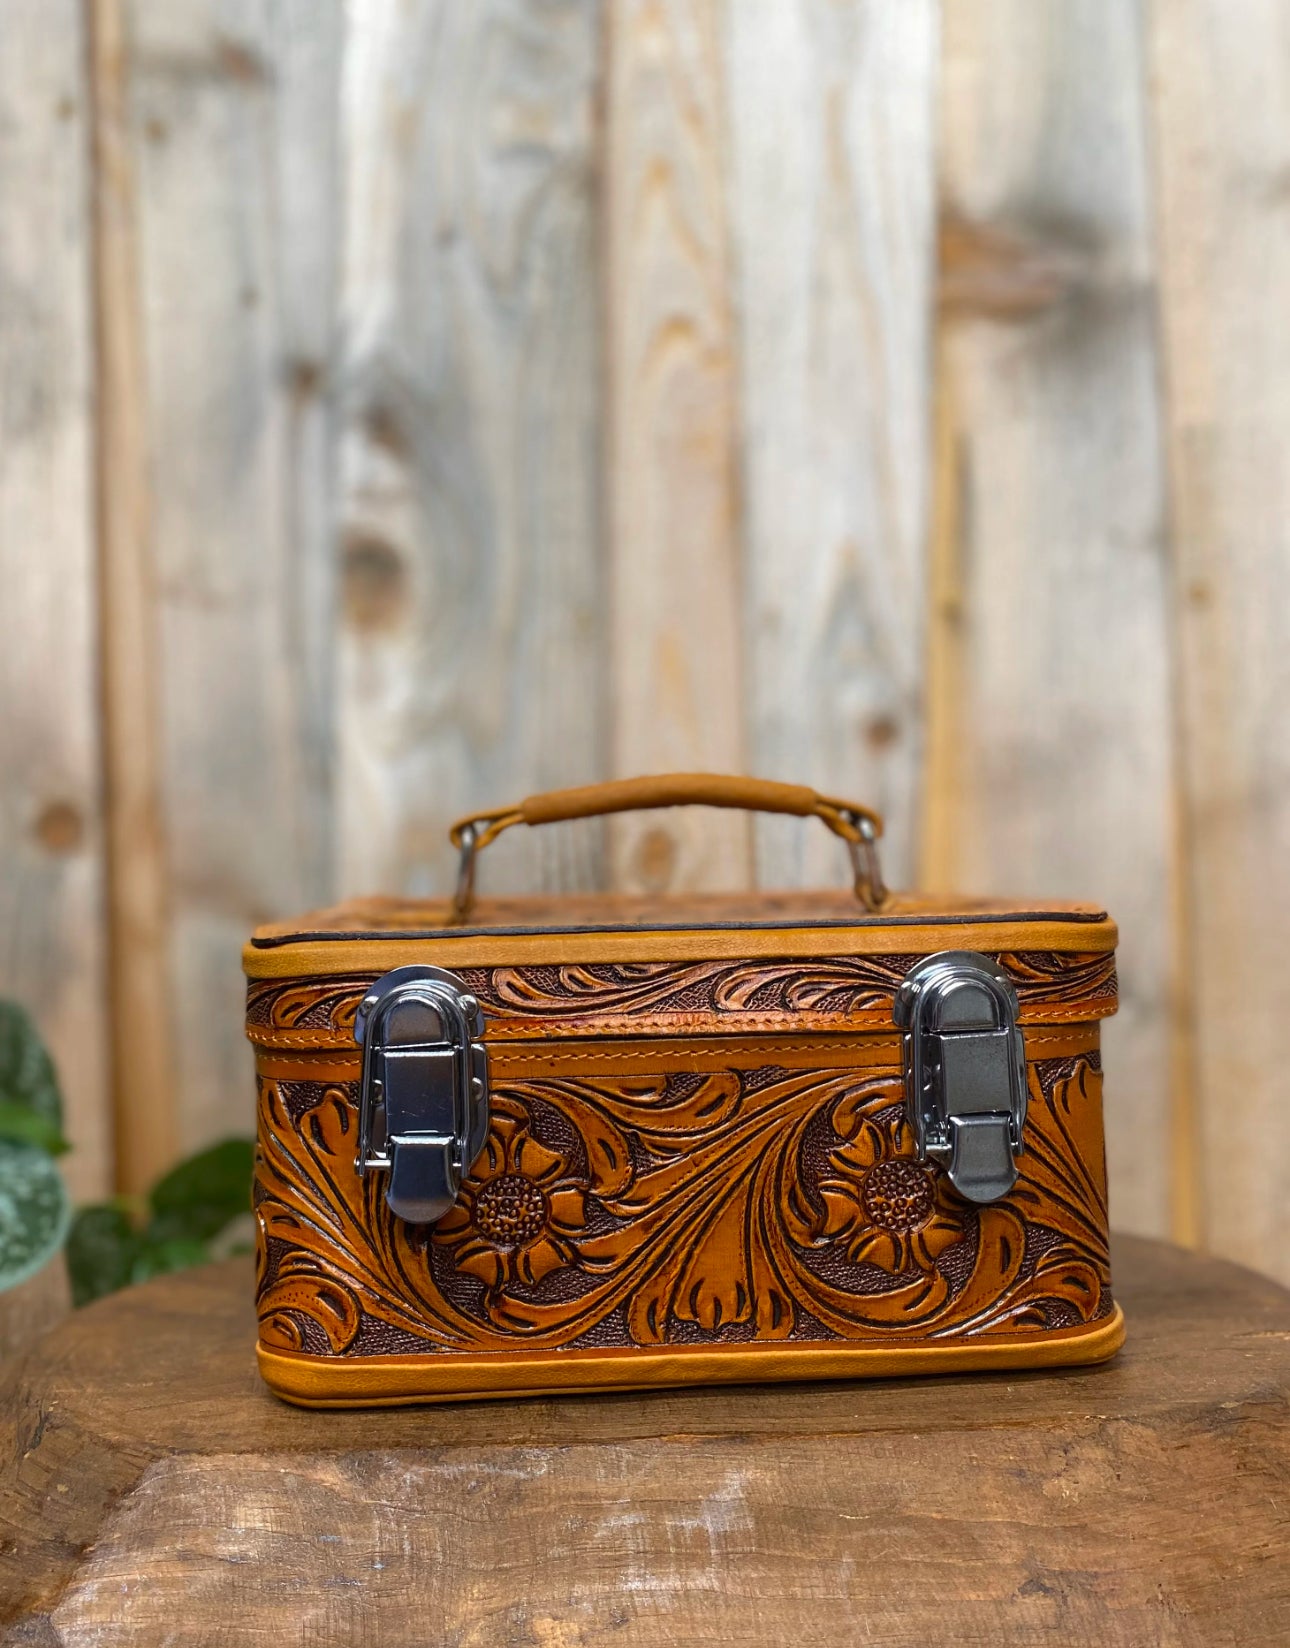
(249, 1006, 1109, 1047)
(254, 1031, 1093, 1061)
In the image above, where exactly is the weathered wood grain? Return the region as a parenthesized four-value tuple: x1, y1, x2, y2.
(604, 0, 750, 896)
(927, 1, 1176, 1241)
(725, 0, 938, 894)
(0, 1255, 69, 1363)
(0, 0, 111, 1199)
(4, 1239, 1289, 1643)
(1149, 0, 1290, 1279)
(88, 0, 178, 1196)
(335, 0, 607, 907)
(121, 0, 343, 1157)
(7, 0, 1288, 1280)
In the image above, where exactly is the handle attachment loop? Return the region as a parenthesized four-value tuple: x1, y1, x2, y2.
(449, 773, 888, 921)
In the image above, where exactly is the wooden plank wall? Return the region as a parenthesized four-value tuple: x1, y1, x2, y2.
(1, 0, 1288, 1279)
(728, 2, 938, 895)
(1151, 0, 1290, 1272)
(121, 0, 343, 1171)
(0, 0, 109, 1201)
(605, 0, 749, 895)
(930, 1, 1176, 1239)
(336, 0, 607, 906)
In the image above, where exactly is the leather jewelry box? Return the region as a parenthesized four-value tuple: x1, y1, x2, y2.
(245, 775, 1124, 1406)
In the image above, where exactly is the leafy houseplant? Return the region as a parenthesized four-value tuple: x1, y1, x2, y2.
(0, 997, 254, 1309)
(0, 1002, 73, 1292)
(66, 1137, 255, 1305)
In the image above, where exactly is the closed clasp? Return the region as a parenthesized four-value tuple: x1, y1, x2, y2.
(894, 952, 1027, 1204)
(354, 966, 490, 1224)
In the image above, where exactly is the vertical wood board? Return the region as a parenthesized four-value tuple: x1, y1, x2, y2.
(125, 0, 343, 1155)
(0, 0, 110, 1198)
(725, 0, 939, 894)
(604, 0, 749, 895)
(336, 0, 607, 906)
(90, 0, 181, 1194)
(929, 0, 1175, 1239)
(1150, 0, 1290, 1277)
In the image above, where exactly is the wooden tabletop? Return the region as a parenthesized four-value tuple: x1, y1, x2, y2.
(1, 1235, 1287, 1646)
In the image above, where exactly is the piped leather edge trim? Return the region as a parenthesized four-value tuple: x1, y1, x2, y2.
(257, 1305, 1126, 1408)
(244, 916, 1118, 979)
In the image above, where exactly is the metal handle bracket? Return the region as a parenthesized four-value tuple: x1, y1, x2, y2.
(449, 773, 888, 920)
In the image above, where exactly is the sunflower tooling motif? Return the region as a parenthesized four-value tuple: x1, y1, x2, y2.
(255, 1052, 1111, 1356)
(433, 1102, 587, 1300)
(813, 1110, 968, 1275)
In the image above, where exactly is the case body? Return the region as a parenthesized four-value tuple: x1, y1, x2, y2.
(245, 888, 1123, 1406)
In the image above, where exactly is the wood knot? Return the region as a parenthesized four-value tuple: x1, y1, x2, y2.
(342, 535, 409, 634)
(34, 801, 85, 855)
(865, 713, 900, 752)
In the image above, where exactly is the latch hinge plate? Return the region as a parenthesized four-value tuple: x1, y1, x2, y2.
(354, 965, 490, 1224)
(893, 951, 1027, 1204)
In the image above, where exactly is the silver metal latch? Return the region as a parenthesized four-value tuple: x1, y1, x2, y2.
(354, 965, 489, 1224)
(893, 951, 1026, 1204)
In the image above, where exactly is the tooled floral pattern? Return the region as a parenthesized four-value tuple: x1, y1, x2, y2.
(255, 1055, 1111, 1356)
(814, 1113, 968, 1274)
(246, 950, 1117, 1043)
(433, 1102, 587, 1297)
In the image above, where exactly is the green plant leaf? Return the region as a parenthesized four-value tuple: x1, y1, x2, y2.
(0, 1140, 71, 1292)
(129, 1237, 210, 1285)
(0, 1100, 68, 1155)
(65, 1203, 140, 1306)
(68, 1212, 215, 1304)
(147, 1137, 254, 1246)
(0, 1001, 63, 1130)
(68, 1137, 257, 1308)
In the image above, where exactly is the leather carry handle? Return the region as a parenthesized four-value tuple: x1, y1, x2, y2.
(448, 773, 886, 920)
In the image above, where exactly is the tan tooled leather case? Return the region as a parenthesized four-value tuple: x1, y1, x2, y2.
(245, 778, 1123, 1406)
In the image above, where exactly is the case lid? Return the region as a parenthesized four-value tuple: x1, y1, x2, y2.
(244, 889, 1118, 1053)
(246, 888, 1117, 977)
(244, 778, 1117, 1042)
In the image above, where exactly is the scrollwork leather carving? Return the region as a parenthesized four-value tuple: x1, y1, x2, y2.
(255, 1047, 1111, 1360)
(246, 950, 1117, 1048)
